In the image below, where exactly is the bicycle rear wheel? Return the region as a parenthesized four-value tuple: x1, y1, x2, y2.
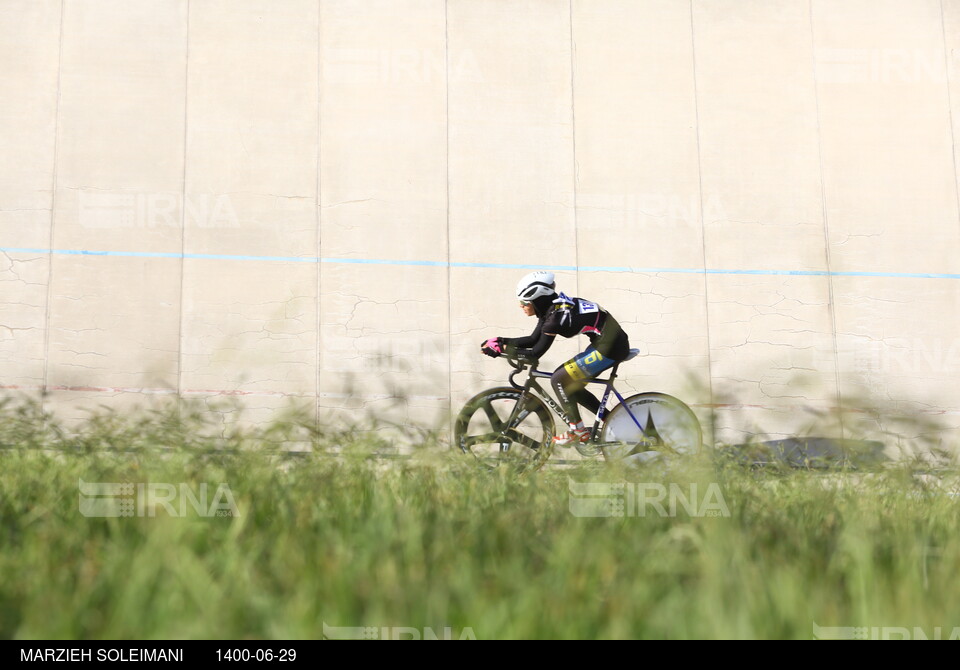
(599, 392, 702, 465)
(454, 387, 555, 472)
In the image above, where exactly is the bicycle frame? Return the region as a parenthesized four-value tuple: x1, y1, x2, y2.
(501, 359, 647, 443)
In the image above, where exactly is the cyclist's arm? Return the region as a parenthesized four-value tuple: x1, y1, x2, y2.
(501, 322, 542, 351)
(506, 313, 561, 361)
(519, 331, 557, 361)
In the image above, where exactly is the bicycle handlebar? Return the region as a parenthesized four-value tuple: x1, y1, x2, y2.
(503, 353, 540, 390)
(504, 353, 539, 370)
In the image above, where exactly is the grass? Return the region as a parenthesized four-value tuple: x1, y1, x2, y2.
(1, 396, 959, 640)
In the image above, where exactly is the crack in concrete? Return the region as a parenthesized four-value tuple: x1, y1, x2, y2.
(321, 198, 377, 209)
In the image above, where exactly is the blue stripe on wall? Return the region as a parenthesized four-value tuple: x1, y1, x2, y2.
(2, 246, 960, 280)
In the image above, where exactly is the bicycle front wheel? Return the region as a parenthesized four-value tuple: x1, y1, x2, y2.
(599, 392, 703, 464)
(454, 387, 555, 472)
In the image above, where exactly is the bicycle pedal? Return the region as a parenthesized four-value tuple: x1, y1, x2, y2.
(575, 442, 602, 458)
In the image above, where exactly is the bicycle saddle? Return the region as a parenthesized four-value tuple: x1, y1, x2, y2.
(624, 348, 640, 362)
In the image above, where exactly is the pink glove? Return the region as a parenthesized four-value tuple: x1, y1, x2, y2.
(481, 337, 503, 358)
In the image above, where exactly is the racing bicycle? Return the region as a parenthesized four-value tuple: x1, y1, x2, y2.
(454, 348, 703, 472)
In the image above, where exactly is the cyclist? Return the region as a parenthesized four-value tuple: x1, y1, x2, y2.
(480, 271, 631, 447)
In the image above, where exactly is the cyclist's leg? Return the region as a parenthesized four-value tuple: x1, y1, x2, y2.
(551, 347, 616, 428)
(550, 366, 590, 446)
(551, 365, 587, 426)
(551, 370, 602, 421)
(571, 386, 601, 418)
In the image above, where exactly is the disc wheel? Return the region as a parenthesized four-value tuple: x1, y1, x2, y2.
(599, 392, 702, 464)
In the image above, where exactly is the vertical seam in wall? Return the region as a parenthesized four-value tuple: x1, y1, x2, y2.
(316, 0, 324, 437)
(177, 0, 191, 417)
(42, 0, 67, 414)
(808, 0, 845, 439)
(445, 0, 454, 430)
(569, 0, 580, 298)
(688, 0, 716, 441)
(940, 0, 960, 258)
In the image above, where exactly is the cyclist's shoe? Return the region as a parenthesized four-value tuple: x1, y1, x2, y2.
(553, 427, 592, 448)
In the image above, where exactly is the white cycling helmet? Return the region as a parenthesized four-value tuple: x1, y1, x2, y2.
(516, 271, 556, 302)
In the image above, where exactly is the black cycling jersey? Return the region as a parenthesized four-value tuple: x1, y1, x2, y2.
(503, 293, 630, 362)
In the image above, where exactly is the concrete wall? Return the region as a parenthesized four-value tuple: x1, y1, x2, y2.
(3, 0, 960, 454)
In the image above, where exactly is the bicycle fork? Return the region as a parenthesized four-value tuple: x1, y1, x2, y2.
(497, 389, 538, 451)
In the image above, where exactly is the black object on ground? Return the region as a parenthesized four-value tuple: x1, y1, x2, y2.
(721, 437, 887, 469)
